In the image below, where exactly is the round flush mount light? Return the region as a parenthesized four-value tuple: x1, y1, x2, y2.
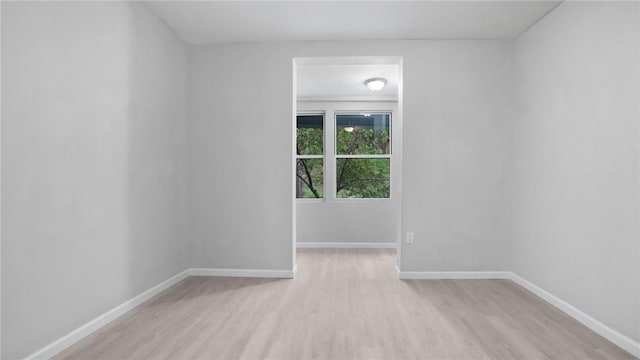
(343, 126, 355, 132)
(364, 77, 387, 92)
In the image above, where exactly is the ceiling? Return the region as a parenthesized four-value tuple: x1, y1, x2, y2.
(297, 64, 399, 99)
(144, 1, 561, 45)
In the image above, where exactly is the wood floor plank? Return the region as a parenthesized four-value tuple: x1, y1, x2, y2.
(54, 249, 637, 360)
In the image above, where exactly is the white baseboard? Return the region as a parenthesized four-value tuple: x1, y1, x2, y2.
(297, 242, 397, 248)
(188, 267, 296, 278)
(507, 273, 640, 359)
(24, 269, 191, 360)
(397, 270, 511, 280)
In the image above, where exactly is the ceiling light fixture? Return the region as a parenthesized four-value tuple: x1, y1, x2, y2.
(344, 126, 355, 132)
(364, 78, 387, 92)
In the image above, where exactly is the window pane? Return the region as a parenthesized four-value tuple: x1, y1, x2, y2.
(296, 159, 324, 198)
(336, 113, 390, 155)
(336, 158, 390, 198)
(297, 114, 323, 155)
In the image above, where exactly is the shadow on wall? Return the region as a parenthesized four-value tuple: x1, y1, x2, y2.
(126, 1, 190, 307)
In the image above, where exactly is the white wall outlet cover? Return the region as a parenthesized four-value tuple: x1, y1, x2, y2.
(406, 232, 414, 244)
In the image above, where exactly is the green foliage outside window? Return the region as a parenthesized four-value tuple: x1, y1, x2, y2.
(296, 119, 324, 198)
(296, 113, 391, 199)
(297, 127, 323, 155)
(336, 128, 390, 155)
(296, 158, 324, 198)
(336, 158, 390, 198)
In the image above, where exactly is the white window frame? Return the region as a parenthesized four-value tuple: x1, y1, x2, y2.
(296, 102, 397, 202)
(333, 111, 393, 201)
(295, 111, 326, 201)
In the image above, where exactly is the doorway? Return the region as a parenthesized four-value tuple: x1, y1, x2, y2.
(292, 56, 403, 272)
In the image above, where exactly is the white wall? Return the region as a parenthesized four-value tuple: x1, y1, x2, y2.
(512, 1, 639, 343)
(296, 101, 400, 245)
(1, 2, 189, 358)
(189, 40, 512, 272)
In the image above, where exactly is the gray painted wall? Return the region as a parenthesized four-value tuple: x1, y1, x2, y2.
(1, 2, 189, 358)
(189, 40, 513, 272)
(512, 1, 639, 342)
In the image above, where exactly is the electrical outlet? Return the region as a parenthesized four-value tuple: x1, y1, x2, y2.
(406, 232, 414, 244)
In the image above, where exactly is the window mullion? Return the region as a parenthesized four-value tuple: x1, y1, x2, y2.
(327, 109, 336, 201)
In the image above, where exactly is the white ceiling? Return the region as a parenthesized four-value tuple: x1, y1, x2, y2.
(297, 64, 399, 99)
(144, 1, 561, 45)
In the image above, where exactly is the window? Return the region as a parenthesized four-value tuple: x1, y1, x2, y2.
(335, 113, 391, 198)
(296, 114, 324, 198)
(295, 111, 392, 200)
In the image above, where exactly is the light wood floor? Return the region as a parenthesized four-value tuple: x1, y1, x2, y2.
(55, 249, 635, 360)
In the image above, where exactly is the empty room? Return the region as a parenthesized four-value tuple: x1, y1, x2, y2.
(1, 1, 639, 359)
